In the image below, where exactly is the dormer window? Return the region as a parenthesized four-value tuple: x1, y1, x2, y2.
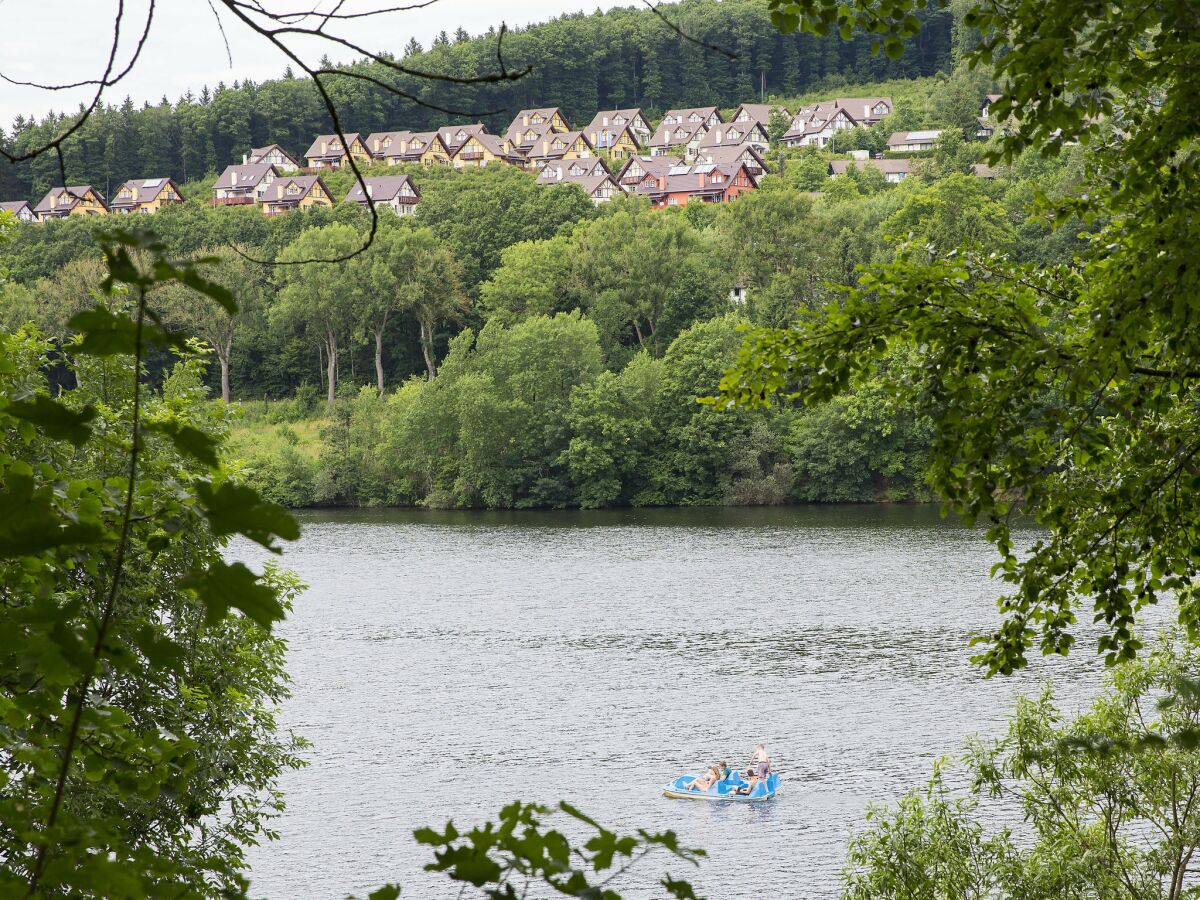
(614, 115, 625, 125)
(286, 184, 300, 195)
(552, 139, 565, 150)
(532, 114, 544, 124)
(383, 137, 392, 147)
(737, 111, 749, 122)
(412, 140, 424, 149)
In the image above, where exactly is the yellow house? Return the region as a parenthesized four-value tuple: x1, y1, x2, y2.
(590, 124, 640, 159)
(505, 108, 570, 147)
(109, 177, 185, 214)
(452, 132, 524, 168)
(261, 175, 333, 215)
(525, 131, 596, 169)
(33, 185, 107, 221)
(370, 131, 452, 166)
(303, 133, 371, 170)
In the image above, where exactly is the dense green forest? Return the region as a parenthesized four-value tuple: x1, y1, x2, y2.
(0, 0, 958, 200)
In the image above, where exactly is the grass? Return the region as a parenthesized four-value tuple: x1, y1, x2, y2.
(226, 414, 325, 464)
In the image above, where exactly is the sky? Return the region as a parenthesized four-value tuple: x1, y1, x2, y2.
(0, 0, 628, 126)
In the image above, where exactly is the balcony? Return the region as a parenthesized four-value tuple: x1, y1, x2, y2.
(457, 151, 484, 161)
(210, 196, 254, 206)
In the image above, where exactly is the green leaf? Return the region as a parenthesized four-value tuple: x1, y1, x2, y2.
(194, 480, 299, 551)
(185, 560, 286, 628)
(143, 420, 221, 468)
(5, 396, 96, 446)
(0, 471, 108, 557)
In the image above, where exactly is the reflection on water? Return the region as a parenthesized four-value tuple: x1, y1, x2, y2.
(240, 505, 1112, 899)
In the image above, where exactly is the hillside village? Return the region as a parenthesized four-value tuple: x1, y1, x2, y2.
(0, 93, 1004, 222)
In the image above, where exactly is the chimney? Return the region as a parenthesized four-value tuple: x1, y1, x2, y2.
(243, 153, 248, 164)
(864, 104, 870, 118)
(366, 184, 373, 199)
(542, 140, 549, 156)
(556, 167, 562, 181)
(603, 116, 609, 126)
(522, 114, 530, 126)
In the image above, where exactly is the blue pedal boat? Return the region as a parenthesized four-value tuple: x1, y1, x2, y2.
(663, 770, 780, 802)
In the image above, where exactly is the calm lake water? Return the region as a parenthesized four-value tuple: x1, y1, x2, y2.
(239, 505, 1113, 899)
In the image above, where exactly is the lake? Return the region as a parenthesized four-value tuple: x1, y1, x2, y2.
(240, 505, 1111, 899)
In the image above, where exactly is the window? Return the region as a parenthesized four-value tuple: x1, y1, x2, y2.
(737, 111, 749, 121)
(532, 114, 544, 124)
(286, 184, 300, 195)
(614, 115, 625, 125)
(689, 113, 701, 122)
(667, 196, 679, 205)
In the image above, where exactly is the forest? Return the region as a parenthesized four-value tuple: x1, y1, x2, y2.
(0, 0, 959, 200)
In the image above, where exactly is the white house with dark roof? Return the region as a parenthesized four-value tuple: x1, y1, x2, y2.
(887, 130, 942, 152)
(696, 121, 769, 153)
(0, 200, 35, 222)
(213, 163, 279, 205)
(343, 175, 421, 215)
(829, 158, 912, 183)
(246, 144, 300, 172)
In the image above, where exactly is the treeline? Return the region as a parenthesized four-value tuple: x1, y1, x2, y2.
(0, 0, 957, 199)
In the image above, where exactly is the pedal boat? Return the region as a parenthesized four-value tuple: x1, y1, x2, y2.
(663, 770, 779, 802)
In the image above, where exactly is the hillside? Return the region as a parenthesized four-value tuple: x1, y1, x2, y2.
(0, 0, 956, 199)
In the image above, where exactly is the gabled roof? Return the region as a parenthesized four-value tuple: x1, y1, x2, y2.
(697, 144, 766, 167)
(835, 97, 893, 119)
(506, 107, 569, 142)
(537, 157, 611, 182)
(344, 175, 421, 204)
(648, 119, 709, 147)
(696, 121, 767, 149)
(635, 161, 752, 198)
(616, 155, 685, 180)
(109, 177, 182, 207)
(783, 102, 858, 140)
(525, 130, 595, 160)
(507, 119, 557, 148)
(456, 131, 523, 162)
(249, 144, 300, 167)
(437, 122, 489, 148)
(303, 132, 365, 159)
(33, 185, 105, 214)
(583, 109, 649, 134)
(829, 158, 911, 176)
(887, 129, 942, 147)
(543, 170, 619, 196)
(731, 103, 787, 126)
(216, 162, 279, 191)
(659, 106, 721, 125)
(368, 130, 449, 160)
(0, 200, 33, 215)
(265, 174, 329, 204)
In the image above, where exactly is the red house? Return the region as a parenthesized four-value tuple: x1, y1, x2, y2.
(633, 162, 757, 208)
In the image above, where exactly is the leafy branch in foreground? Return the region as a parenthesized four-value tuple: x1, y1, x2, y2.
(415, 800, 704, 899)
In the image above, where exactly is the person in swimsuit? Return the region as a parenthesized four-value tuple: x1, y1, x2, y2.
(751, 744, 770, 779)
(687, 764, 722, 792)
(733, 768, 760, 796)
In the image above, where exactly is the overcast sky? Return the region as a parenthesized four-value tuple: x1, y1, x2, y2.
(0, 1, 628, 126)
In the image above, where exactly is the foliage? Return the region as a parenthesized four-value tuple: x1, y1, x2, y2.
(0, 230, 303, 897)
(843, 637, 1200, 900)
(415, 800, 704, 900)
(717, 0, 1200, 674)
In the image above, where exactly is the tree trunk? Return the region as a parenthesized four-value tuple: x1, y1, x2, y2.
(374, 312, 388, 392)
(219, 337, 233, 403)
(325, 331, 338, 408)
(419, 317, 437, 380)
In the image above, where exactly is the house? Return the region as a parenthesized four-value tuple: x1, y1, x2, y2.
(834, 97, 893, 124)
(696, 144, 766, 177)
(887, 130, 942, 152)
(976, 117, 995, 140)
(647, 119, 710, 159)
(261, 175, 333, 215)
(303, 133, 371, 170)
(451, 132, 524, 168)
(505, 108, 570, 145)
(33, 186, 107, 221)
(536, 157, 611, 183)
(980, 94, 1002, 118)
(506, 120, 558, 155)
(246, 144, 301, 172)
(730, 103, 789, 129)
(829, 158, 911, 183)
(108, 178, 185, 214)
(0, 200, 36, 222)
(583, 109, 651, 156)
(437, 123, 490, 153)
(696, 121, 769, 153)
(524, 130, 595, 168)
(614, 155, 684, 190)
(366, 130, 451, 166)
(212, 162, 279, 205)
(343, 175, 421, 215)
(633, 162, 757, 208)
(540, 169, 621, 204)
(782, 102, 859, 148)
(658, 107, 723, 129)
